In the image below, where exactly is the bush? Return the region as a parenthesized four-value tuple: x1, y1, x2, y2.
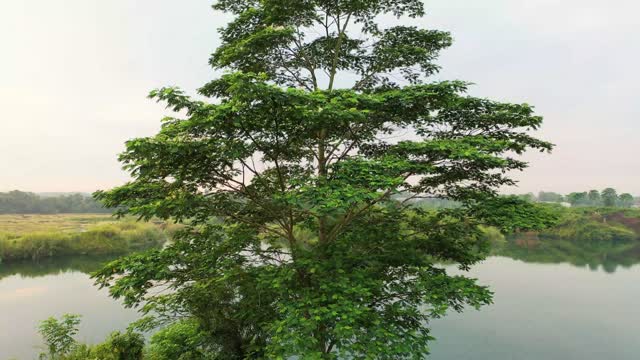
(91, 331, 145, 360)
(38, 314, 82, 359)
(146, 320, 211, 360)
(541, 219, 636, 242)
(39, 315, 145, 360)
(480, 226, 506, 247)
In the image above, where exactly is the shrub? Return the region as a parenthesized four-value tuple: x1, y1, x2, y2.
(91, 331, 145, 360)
(38, 314, 81, 359)
(39, 315, 145, 360)
(146, 320, 211, 360)
(480, 226, 506, 247)
(541, 219, 636, 242)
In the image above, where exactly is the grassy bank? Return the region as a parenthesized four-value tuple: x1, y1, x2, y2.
(0, 215, 172, 262)
(536, 207, 640, 242)
(0, 214, 114, 233)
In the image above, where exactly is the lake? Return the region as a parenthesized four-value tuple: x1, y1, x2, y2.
(1, 240, 639, 359)
(431, 256, 640, 360)
(0, 256, 139, 360)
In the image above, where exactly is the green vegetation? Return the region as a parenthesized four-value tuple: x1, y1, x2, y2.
(0, 191, 110, 214)
(38, 315, 145, 360)
(525, 188, 637, 208)
(0, 216, 170, 262)
(39, 314, 82, 360)
(89, 0, 554, 358)
(38, 315, 213, 360)
(536, 207, 640, 242)
(537, 191, 565, 203)
(145, 320, 211, 359)
(490, 207, 640, 273)
(540, 218, 635, 242)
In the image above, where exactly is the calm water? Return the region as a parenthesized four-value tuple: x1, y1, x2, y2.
(431, 256, 640, 360)
(0, 257, 139, 360)
(1, 240, 639, 359)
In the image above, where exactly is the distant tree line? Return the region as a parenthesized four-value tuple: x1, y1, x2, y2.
(516, 188, 637, 208)
(0, 190, 111, 214)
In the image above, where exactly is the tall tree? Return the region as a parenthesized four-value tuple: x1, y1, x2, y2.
(95, 1, 552, 358)
(587, 190, 601, 206)
(567, 192, 588, 207)
(0, 191, 110, 214)
(602, 188, 618, 207)
(618, 193, 634, 208)
(538, 191, 564, 203)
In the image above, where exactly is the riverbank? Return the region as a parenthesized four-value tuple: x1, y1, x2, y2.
(0, 214, 172, 262)
(531, 207, 640, 242)
(483, 206, 640, 247)
(484, 207, 640, 272)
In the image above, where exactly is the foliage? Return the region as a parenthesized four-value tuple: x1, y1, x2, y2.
(479, 226, 506, 247)
(38, 315, 145, 360)
(493, 207, 640, 273)
(0, 190, 110, 214)
(502, 207, 640, 243)
(91, 331, 145, 360)
(38, 314, 82, 360)
(618, 193, 634, 208)
(566, 192, 588, 206)
(540, 219, 636, 242)
(516, 193, 537, 202)
(537, 191, 564, 203)
(93, 0, 552, 358)
(552, 188, 636, 208)
(146, 320, 213, 360)
(601, 188, 618, 207)
(468, 196, 562, 233)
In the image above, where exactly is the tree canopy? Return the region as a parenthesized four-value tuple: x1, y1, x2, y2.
(94, 1, 553, 358)
(0, 191, 110, 214)
(564, 188, 635, 208)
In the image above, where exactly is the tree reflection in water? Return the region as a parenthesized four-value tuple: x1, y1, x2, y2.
(0, 255, 118, 281)
(495, 234, 640, 273)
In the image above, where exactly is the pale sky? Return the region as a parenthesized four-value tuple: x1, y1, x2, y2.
(1, 0, 638, 195)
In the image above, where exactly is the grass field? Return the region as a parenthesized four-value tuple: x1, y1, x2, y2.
(0, 214, 115, 234)
(0, 214, 172, 262)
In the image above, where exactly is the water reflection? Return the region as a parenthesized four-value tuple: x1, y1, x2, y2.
(494, 235, 640, 273)
(2, 241, 640, 359)
(431, 256, 640, 360)
(0, 254, 120, 281)
(0, 255, 139, 360)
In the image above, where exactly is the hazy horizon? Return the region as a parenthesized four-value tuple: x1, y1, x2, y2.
(2, 0, 638, 194)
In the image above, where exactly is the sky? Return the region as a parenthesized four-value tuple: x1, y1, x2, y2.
(0, 0, 638, 195)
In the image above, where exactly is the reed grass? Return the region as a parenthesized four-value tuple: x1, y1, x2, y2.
(0, 215, 171, 262)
